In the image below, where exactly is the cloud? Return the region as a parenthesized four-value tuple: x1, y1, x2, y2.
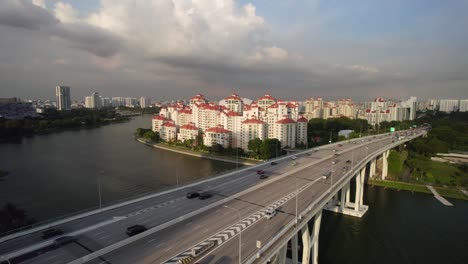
(0, 0, 57, 30)
(32, 0, 46, 9)
(54, 2, 79, 24)
(349, 64, 380, 74)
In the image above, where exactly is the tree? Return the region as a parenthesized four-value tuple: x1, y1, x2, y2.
(248, 138, 262, 157)
(259, 139, 281, 160)
(210, 143, 224, 154)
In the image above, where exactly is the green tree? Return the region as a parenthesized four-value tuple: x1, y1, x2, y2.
(248, 138, 262, 157)
(259, 138, 281, 160)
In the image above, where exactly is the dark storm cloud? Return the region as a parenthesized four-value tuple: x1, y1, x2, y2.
(0, 0, 57, 30)
(51, 23, 122, 58)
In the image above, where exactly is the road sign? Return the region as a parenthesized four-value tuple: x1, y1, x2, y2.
(390, 127, 395, 132)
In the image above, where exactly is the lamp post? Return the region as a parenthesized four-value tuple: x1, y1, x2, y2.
(224, 205, 242, 264)
(329, 130, 332, 144)
(98, 170, 104, 210)
(366, 146, 369, 158)
(295, 176, 298, 225)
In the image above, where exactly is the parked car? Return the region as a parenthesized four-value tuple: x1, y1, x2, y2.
(41, 228, 63, 239)
(53, 236, 76, 247)
(199, 192, 213, 200)
(270, 161, 278, 165)
(126, 225, 147, 236)
(186, 192, 200, 199)
(259, 174, 269, 179)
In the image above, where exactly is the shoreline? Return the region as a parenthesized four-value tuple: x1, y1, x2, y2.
(135, 138, 260, 166)
(368, 179, 468, 201)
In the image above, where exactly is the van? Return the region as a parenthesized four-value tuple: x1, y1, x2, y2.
(265, 207, 277, 220)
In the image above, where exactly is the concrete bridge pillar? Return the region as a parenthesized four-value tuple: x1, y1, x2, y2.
(345, 181, 350, 205)
(370, 158, 377, 178)
(382, 150, 390, 180)
(354, 172, 362, 211)
(277, 244, 287, 264)
(291, 232, 299, 264)
(359, 167, 366, 207)
(301, 210, 322, 264)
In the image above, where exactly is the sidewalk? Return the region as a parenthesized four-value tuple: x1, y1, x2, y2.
(136, 138, 260, 165)
(426, 185, 453, 206)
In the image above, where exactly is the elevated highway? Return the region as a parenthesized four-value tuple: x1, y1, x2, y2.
(0, 129, 424, 264)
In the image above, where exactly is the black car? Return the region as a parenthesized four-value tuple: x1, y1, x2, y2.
(334, 153, 339, 157)
(41, 228, 63, 239)
(259, 174, 269, 179)
(53, 236, 76, 247)
(186, 192, 200, 199)
(199, 193, 213, 200)
(126, 225, 147, 236)
(346, 160, 352, 164)
(270, 161, 278, 165)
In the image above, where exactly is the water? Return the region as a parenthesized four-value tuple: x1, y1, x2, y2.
(319, 186, 468, 264)
(0, 115, 237, 222)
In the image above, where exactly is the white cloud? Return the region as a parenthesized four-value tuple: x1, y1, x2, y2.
(32, 0, 46, 9)
(54, 2, 79, 24)
(349, 64, 380, 74)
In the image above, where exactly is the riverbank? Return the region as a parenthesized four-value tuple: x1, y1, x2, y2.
(135, 138, 260, 165)
(368, 179, 468, 200)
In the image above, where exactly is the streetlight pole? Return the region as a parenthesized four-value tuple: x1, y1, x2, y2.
(329, 130, 332, 144)
(224, 205, 241, 264)
(98, 170, 103, 210)
(295, 176, 298, 225)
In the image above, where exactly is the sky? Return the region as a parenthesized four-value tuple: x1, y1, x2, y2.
(0, 0, 467, 101)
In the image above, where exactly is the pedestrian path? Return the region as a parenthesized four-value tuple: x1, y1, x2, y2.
(426, 185, 453, 206)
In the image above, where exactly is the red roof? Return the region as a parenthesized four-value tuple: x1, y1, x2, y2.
(225, 93, 241, 100)
(226, 111, 241, 117)
(180, 123, 198, 130)
(258, 93, 276, 101)
(152, 115, 167, 121)
(269, 103, 278, 108)
(178, 109, 192, 114)
(162, 121, 176, 128)
(242, 118, 264, 125)
(191, 94, 205, 100)
(276, 117, 296, 124)
(206, 125, 231, 134)
(296, 116, 308, 122)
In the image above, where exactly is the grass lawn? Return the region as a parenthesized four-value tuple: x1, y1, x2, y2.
(368, 180, 431, 193)
(434, 187, 468, 200)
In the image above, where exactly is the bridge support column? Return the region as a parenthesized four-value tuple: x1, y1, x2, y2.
(324, 175, 367, 217)
(354, 172, 362, 211)
(382, 150, 390, 180)
(291, 232, 299, 264)
(370, 158, 376, 178)
(277, 244, 287, 264)
(301, 211, 322, 264)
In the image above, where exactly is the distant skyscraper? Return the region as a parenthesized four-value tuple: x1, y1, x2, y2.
(85, 92, 102, 109)
(55, 86, 71, 111)
(459, 99, 468, 112)
(439, 99, 459, 113)
(140, 97, 150, 108)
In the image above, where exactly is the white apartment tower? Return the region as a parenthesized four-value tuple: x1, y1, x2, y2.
(55, 86, 71, 111)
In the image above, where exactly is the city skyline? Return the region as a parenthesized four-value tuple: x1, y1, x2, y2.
(1, 0, 467, 100)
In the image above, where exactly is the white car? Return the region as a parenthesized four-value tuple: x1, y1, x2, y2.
(265, 207, 277, 220)
(291, 156, 297, 160)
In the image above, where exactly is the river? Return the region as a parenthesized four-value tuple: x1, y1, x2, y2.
(1, 115, 467, 263)
(0, 115, 237, 222)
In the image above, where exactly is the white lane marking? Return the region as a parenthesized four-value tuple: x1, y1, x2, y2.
(164, 246, 173, 252)
(185, 221, 192, 227)
(146, 238, 156, 244)
(44, 254, 59, 261)
(98, 235, 110, 240)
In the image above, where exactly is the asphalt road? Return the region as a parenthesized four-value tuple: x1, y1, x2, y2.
(0, 130, 422, 264)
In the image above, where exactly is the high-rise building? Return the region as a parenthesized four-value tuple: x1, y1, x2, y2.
(140, 97, 150, 108)
(55, 86, 71, 111)
(439, 99, 459, 113)
(85, 92, 102, 109)
(459, 99, 468, 112)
